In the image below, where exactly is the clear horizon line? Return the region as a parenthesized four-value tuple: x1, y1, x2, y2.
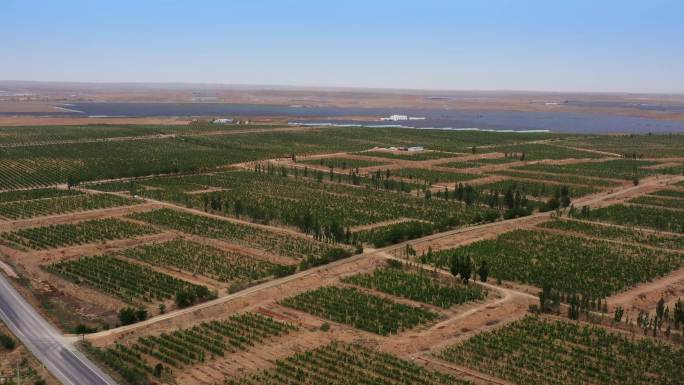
(1, 79, 683, 97)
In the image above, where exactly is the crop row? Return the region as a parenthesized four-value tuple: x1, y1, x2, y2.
(353, 150, 461, 161)
(1, 218, 157, 250)
(561, 134, 684, 159)
(514, 159, 668, 180)
(122, 239, 289, 285)
(353, 220, 438, 247)
(227, 341, 469, 385)
(572, 204, 684, 233)
(491, 143, 603, 160)
(494, 169, 622, 187)
(473, 179, 599, 199)
(0, 193, 137, 219)
(46, 254, 214, 305)
(391, 168, 480, 184)
(129, 208, 350, 264)
(440, 157, 520, 169)
(651, 189, 684, 199)
(628, 195, 684, 210)
(280, 285, 438, 335)
(342, 265, 485, 308)
(438, 316, 683, 385)
(90, 312, 295, 385)
(133, 171, 497, 241)
(298, 157, 389, 169)
(539, 219, 684, 250)
(0, 187, 83, 202)
(425, 229, 682, 298)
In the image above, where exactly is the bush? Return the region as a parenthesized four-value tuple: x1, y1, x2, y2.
(118, 307, 148, 326)
(0, 332, 16, 350)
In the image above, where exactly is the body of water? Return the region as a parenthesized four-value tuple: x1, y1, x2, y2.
(3, 102, 683, 134)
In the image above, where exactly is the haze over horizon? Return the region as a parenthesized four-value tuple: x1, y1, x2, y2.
(1, 0, 683, 94)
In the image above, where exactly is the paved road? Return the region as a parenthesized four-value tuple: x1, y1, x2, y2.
(0, 274, 118, 385)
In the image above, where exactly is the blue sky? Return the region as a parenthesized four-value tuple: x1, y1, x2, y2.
(1, 0, 683, 93)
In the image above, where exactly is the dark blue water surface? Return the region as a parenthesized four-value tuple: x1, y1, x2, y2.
(4, 102, 684, 134)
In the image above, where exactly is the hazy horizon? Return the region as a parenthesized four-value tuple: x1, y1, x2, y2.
(1, 1, 683, 94)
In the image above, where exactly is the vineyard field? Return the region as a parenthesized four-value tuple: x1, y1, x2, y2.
(121, 239, 288, 285)
(280, 286, 439, 335)
(514, 159, 666, 180)
(46, 255, 214, 305)
(438, 316, 683, 385)
(651, 189, 684, 199)
(354, 150, 461, 161)
(493, 170, 622, 188)
(1, 218, 158, 250)
(342, 265, 485, 308)
(0, 193, 137, 219)
(440, 157, 520, 169)
(491, 143, 603, 160)
(473, 179, 599, 199)
(539, 219, 684, 250)
(426, 229, 682, 297)
(298, 157, 388, 169)
(131, 171, 498, 238)
(90, 313, 295, 384)
(628, 195, 684, 210)
(129, 208, 350, 264)
(391, 168, 480, 184)
(228, 341, 470, 385)
(572, 204, 684, 233)
(0, 187, 82, 202)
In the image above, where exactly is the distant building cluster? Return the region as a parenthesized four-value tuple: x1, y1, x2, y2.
(381, 114, 426, 121)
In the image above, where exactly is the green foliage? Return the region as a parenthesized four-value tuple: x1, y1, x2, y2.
(353, 220, 439, 247)
(572, 204, 684, 233)
(438, 316, 684, 385)
(298, 157, 388, 169)
(540, 219, 684, 249)
(0, 331, 16, 350)
(0, 193, 137, 219)
(227, 342, 469, 385)
(129, 208, 348, 261)
(122, 239, 289, 284)
(280, 286, 438, 335)
(47, 255, 213, 305)
(392, 168, 480, 184)
(118, 307, 148, 326)
(1, 218, 157, 250)
(90, 313, 295, 385)
(515, 159, 666, 180)
(427, 229, 683, 298)
(343, 265, 484, 308)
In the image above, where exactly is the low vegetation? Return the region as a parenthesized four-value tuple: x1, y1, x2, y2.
(227, 341, 470, 385)
(46, 255, 214, 306)
(280, 285, 438, 335)
(1, 218, 157, 250)
(342, 264, 485, 308)
(438, 316, 683, 385)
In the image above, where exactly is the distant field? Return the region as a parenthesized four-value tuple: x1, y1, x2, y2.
(356, 150, 461, 161)
(514, 159, 672, 180)
(298, 157, 388, 169)
(391, 168, 480, 184)
(572, 204, 684, 233)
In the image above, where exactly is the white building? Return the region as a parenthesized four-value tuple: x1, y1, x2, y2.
(381, 114, 409, 121)
(212, 118, 234, 124)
